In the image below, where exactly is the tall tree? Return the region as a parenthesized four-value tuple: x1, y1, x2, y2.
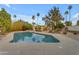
(0, 8, 11, 32)
(32, 15, 36, 31)
(37, 13, 40, 25)
(68, 5, 72, 21)
(43, 7, 64, 32)
(13, 15, 16, 21)
(13, 15, 16, 18)
(42, 15, 49, 26)
(32, 15, 35, 25)
(64, 11, 68, 22)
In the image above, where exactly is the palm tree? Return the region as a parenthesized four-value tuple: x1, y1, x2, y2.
(68, 5, 72, 21)
(37, 13, 40, 25)
(13, 15, 16, 18)
(64, 11, 68, 22)
(42, 16, 51, 32)
(43, 7, 64, 32)
(13, 15, 16, 21)
(32, 15, 36, 31)
(32, 15, 35, 25)
(42, 15, 50, 25)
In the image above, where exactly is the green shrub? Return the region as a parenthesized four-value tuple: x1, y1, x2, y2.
(0, 8, 11, 33)
(24, 23, 32, 30)
(10, 20, 32, 31)
(65, 21, 72, 26)
(1, 27, 6, 33)
(77, 20, 79, 26)
(56, 22, 64, 29)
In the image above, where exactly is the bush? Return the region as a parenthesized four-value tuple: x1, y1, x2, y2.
(65, 21, 72, 26)
(1, 26, 6, 33)
(10, 20, 32, 31)
(56, 22, 64, 29)
(77, 20, 79, 26)
(24, 23, 32, 30)
(35, 26, 41, 31)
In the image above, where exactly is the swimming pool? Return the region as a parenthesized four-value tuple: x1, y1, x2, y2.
(10, 32, 59, 43)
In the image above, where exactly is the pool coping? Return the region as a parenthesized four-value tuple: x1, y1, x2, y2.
(6, 31, 79, 44)
(10, 31, 60, 43)
(1, 31, 79, 55)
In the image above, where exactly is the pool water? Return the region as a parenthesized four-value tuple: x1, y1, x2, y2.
(10, 32, 59, 43)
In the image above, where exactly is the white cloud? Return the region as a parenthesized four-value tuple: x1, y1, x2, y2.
(4, 4, 15, 10)
(11, 14, 32, 24)
(72, 13, 79, 19)
(72, 13, 79, 25)
(11, 14, 45, 25)
(5, 4, 11, 8)
(17, 15, 32, 22)
(0, 8, 1, 11)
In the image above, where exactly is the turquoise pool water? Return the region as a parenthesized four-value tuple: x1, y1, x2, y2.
(10, 32, 59, 43)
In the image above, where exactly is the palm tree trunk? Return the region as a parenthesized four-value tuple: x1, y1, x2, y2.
(65, 15, 67, 22)
(69, 10, 71, 21)
(37, 17, 38, 25)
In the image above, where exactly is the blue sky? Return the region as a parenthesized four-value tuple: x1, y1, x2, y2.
(0, 4, 79, 25)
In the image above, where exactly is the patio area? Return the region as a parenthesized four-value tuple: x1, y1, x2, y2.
(0, 31, 79, 55)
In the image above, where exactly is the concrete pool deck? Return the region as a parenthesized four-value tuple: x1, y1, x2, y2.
(0, 31, 79, 55)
